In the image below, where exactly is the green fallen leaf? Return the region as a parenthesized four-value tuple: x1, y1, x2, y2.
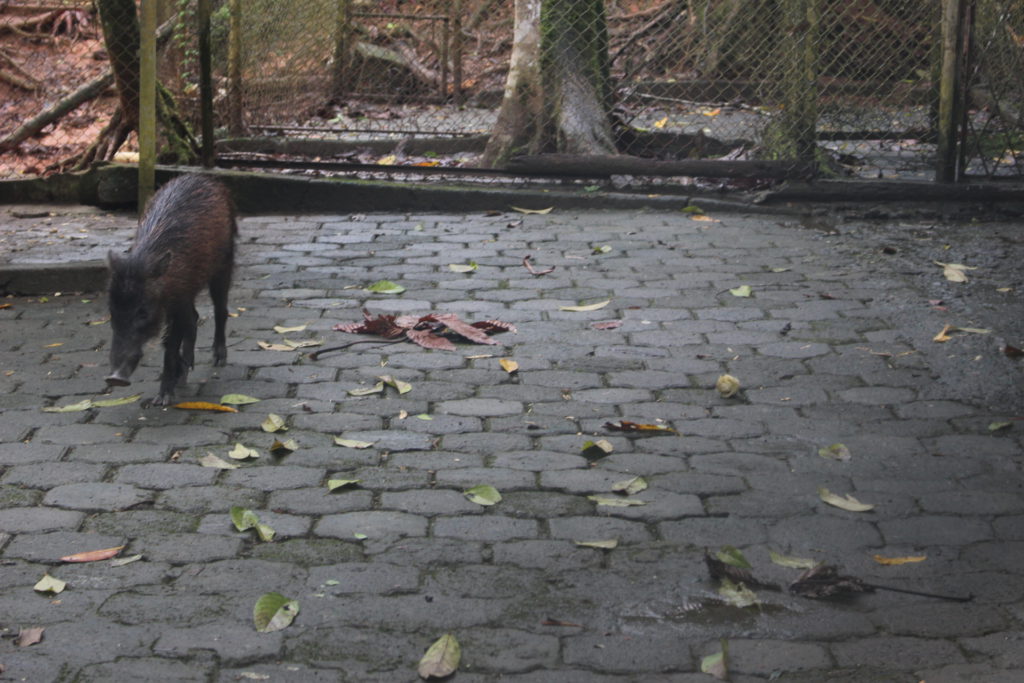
(91, 394, 143, 407)
(228, 442, 259, 460)
(682, 204, 704, 214)
(587, 495, 646, 507)
(574, 539, 619, 549)
(769, 549, 819, 569)
(414, 414, 433, 420)
(581, 439, 614, 459)
(327, 478, 360, 491)
(592, 245, 612, 254)
(333, 437, 375, 449)
(988, 421, 1012, 432)
(273, 324, 307, 334)
(818, 443, 852, 461)
(283, 338, 323, 349)
(348, 382, 385, 396)
(700, 639, 730, 680)
(230, 506, 261, 532)
(729, 285, 753, 297)
(220, 393, 261, 405)
(42, 399, 94, 413)
(379, 375, 412, 395)
(560, 300, 611, 312)
(270, 439, 298, 455)
(353, 532, 368, 540)
(818, 487, 875, 512)
(718, 577, 758, 608)
(611, 476, 648, 495)
(365, 280, 406, 294)
(510, 205, 553, 215)
(109, 554, 143, 567)
(464, 484, 502, 506)
(417, 633, 461, 679)
(448, 262, 478, 273)
(253, 592, 299, 633)
(261, 413, 288, 433)
(715, 545, 752, 570)
(255, 523, 276, 542)
(198, 452, 239, 469)
(34, 574, 66, 594)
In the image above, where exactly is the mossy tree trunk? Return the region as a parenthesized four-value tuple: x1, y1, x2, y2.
(68, 0, 198, 171)
(482, 0, 616, 168)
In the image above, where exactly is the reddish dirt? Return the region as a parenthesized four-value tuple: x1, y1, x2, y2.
(0, 5, 117, 177)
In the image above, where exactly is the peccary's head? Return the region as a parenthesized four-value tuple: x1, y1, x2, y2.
(105, 250, 168, 386)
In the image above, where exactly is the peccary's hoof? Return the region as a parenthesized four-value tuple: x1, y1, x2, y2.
(105, 375, 131, 387)
(151, 393, 174, 407)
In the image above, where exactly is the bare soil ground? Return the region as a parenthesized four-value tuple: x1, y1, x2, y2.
(0, 4, 117, 177)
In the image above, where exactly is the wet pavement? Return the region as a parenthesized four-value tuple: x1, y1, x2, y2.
(0, 200, 1023, 681)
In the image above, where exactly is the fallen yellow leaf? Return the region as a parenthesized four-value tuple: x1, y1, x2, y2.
(61, 545, 125, 563)
(174, 402, 238, 413)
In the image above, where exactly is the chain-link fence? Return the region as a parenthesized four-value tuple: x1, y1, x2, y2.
(1, 0, 1022, 183)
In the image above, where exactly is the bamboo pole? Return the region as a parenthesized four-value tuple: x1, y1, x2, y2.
(936, 0, 966, 182)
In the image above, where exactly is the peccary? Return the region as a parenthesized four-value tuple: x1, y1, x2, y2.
(105, 174, 237, 405)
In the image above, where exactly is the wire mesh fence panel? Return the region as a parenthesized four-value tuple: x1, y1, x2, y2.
(962, 0, 1024, 177)
(0, 1, 116, 178)
(609, 0, 942, 178)
(0, 0, 1021, 183)
(217, 0, 500, 167)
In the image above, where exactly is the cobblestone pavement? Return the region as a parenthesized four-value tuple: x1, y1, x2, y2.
(1, 205, 1023, 682)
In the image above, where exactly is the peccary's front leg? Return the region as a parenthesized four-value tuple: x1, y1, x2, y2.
(155, 308, 193, 406)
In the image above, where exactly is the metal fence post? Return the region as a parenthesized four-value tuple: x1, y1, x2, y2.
(198, 0, 214, 167)
(227, 0, 243, 136)
(452, 0, 463, 105)
(138, 0, 157, 211)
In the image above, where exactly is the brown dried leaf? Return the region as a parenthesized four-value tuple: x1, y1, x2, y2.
(471, 319, 517, 334)
(426, 313, 498, 345)
(406, 328, 457, 351)
(604, 420, 678, 435)
(789, 564, 874, 599)
(16, 627, 44, 647)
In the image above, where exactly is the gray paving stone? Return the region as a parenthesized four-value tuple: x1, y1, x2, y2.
(562, 629, 693, 673)
(830, 636, 965, 669)
(433, 515, 539, 541)
(316, 510, 428, 540)
(42, 482, 151, 511)
(113, 463, 218, 489)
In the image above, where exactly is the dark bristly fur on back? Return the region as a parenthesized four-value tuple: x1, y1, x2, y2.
(106, 174, 237, 406)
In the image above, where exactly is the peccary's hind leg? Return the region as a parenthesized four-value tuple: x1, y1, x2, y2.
(209, 266, 232, 367)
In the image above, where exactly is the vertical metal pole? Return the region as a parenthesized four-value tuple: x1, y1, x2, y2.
(198, 0, 214, 166)
(227, 0, 243, 136)
(440, 17, 449, 101)
(333, 0, 353, 99)
(138, 0, 157, 212)
(936, 0, 966, 182)
(452, 0, 463, 105)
